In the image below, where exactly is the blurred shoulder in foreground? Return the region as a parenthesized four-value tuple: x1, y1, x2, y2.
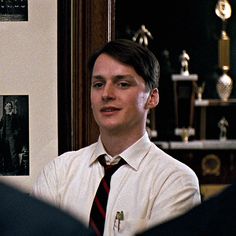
(0, 182, 95, 236)
(136, 183, 236, 236)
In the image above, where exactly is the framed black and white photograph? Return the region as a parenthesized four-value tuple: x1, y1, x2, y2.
(0, 0, 28, 21)
(0, 95, 29, 176)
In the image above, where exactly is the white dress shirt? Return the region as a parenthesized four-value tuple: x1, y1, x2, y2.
(32, 133, 201, 236)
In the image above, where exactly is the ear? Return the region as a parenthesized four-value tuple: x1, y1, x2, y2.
(146, 88, 159, 109)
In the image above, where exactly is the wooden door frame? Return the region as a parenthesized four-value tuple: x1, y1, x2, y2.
(58, 0, 115, 154)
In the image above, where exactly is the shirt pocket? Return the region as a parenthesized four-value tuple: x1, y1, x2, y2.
(113, 218, 147, 236)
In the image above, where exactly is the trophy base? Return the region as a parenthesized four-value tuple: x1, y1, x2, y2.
(172, 74, 198, 82)
(175, 127, 195, 143)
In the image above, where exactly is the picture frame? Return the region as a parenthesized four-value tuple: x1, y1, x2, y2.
(0, 0, 28, 21)
(0, 95, 29, 176)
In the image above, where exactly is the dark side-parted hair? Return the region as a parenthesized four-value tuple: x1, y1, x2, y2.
(88, 39, 160, 90)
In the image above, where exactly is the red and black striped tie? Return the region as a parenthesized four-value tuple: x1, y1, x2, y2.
(89, 156, 126, 236)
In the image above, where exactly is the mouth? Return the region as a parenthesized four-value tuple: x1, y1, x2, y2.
(100, 106, 121, 113)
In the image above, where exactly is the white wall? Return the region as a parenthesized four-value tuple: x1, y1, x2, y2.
(0, 0, 58, 192)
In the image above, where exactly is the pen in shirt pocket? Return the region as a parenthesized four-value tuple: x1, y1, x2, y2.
(113, 211, 124, 232)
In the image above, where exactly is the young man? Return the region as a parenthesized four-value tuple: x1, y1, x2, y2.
(32, 39, 200, 236)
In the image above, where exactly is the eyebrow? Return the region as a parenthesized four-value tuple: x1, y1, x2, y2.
(91, 75, 104, 80)
(92, 74, 134, 80)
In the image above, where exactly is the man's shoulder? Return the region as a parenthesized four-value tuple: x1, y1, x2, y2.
(55, 142, 98, 163)
(149, 143, 198, 177)
(41, 142, 98, 174)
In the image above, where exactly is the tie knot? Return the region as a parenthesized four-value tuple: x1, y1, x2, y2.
(98, 155, 126, 176)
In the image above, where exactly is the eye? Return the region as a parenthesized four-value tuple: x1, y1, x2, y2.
(118, 81, 130, 88)
(92, 81, 104, 89)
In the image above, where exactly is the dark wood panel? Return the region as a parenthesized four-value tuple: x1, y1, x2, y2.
(58, 0, 115, 154)
(58, 0, 72, 154)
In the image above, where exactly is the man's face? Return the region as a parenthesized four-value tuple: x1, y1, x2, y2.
(4, 103, 13, 113)
(90, 53, 156, 135)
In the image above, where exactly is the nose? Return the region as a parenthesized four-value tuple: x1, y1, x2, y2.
(102, 83, 115, 101)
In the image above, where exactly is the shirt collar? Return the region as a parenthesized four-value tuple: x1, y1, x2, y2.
(90, 132, 152, 171)
(89, 137, 107, 166)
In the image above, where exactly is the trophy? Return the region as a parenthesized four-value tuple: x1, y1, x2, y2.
(218, 116, 228, 141)
(194, 82, 205, 101)
(179, 50, 190, 76)
(172, 52, 198, 142)
(132, 24, 153, 47)
(215, 0, 233, 101)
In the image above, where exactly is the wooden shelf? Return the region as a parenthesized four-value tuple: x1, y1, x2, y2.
(195, 99, 236, 107)
(194, 99, 236, 139)
(155, 140, 236, 150)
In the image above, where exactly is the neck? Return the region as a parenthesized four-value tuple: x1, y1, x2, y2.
(100, 129, 146, 157)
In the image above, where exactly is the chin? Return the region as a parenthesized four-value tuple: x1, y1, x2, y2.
(100, 124, 124, 133)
